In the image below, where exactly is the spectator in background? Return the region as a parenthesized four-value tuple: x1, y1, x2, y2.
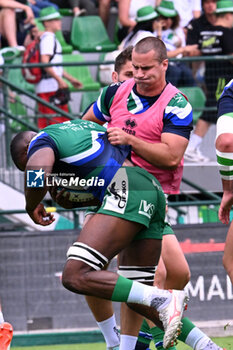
(118, 2, 197, 87)
(155, 0, 197, 87)
(119, 6, 160, 49)
(186, 0, 217, 97)
(36, 7, 82, 129)
(23, 23, 42, 47)
(185, 0, 233, 162)
(0, 0, 34, 51)
(116, 0, 158, 43)
(97, 0, 118, 28)
(0, 299, 13, 350)
(49, 0, 97, 17)
(173, 0, 201, 29)
(27, 0, 59, 18)
(186, 0, 217, 47)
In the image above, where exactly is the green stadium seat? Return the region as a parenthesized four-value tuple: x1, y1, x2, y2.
(71, 16, 117, 52)
(63, 54, 100, 91)
(0, 47, 21, 63)
(9, 95, 31, 132)
(8, 57, 35, 93)
(59, 8, 73, 16)
(80, 91, 100, 114)
(179, 86, 206, 123)
(55, 30, 73, 54)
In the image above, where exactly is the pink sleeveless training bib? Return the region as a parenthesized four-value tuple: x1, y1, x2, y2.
(109, 78, 184, 194)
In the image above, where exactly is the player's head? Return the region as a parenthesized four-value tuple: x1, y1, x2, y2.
(132, 37, 168, 88)
(10, 131, 36, 171)
(112, 46, 133, 83)
(134, 36, 168, 63)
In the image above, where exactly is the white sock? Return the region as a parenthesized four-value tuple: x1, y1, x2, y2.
(187, 134, 203, 150)
(0, 311, 4, 324)
(195, 336, 212, 350)
(127, 282, 171, 310)
(119, 334, 138, 350)
(96, 314, 120, 348)
(185, 327, 209, 350)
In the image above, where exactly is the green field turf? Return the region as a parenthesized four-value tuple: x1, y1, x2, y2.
(11, 336, 233, 350)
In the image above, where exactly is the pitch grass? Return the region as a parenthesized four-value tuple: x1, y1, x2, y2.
(11, 336, 233, 350)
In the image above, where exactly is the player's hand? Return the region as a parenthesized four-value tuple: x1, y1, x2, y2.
(218, 191, 233, 224)
(27, 203, 55, 226)
(107, 127, 130, 145)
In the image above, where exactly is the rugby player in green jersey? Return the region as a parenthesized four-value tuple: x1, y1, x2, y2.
(10, 118, 188, 349)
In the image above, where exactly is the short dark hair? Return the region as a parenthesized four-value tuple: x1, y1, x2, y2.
(134, 37, 168, 63)
(10, 131, 30, 170)
(114, 46, 133, 74)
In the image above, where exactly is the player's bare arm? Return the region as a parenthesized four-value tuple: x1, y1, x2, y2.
(107, 127, 188, 170)
(82, 104, 105, 125)
(25, 147, 55, 225)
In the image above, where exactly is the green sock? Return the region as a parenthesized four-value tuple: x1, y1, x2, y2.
(111, 275, 133, 301)
(178, 317, 196, 342)
(150, 326, 176, 350)
(137, 319, 152, 346)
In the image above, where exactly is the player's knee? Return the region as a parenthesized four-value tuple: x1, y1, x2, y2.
(62, 266, 90, 294)
(61, 260, 85, 293)
(63, 241, 109, 293)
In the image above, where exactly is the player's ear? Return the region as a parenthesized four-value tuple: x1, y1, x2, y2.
(112, 71, 118, 83)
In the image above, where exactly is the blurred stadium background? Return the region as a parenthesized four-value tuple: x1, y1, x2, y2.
(0, 6, 233, 348)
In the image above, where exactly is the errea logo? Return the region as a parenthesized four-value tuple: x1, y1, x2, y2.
(138, 200, 155, 219)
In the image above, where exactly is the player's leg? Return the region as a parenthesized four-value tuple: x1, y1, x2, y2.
(160, 230, 190, 290)
(62, 213, 188, 349)
(83, 212, 120, 349)
(118, 235, 161, 350)
(136, 228, 225, 350)
(62, 167, 188, 348)
(125, 226, 189, 350)
(223, 220, 233, 284)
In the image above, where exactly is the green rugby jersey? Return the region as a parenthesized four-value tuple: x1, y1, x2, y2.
(27, 119, 131, 200)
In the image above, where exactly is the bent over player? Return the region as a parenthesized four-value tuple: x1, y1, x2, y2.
(10, 119, 188, 348)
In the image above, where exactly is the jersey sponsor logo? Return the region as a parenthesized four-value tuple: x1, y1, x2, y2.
(103, 168, 128, 214)
(123, 119, 137, 135)
(125, 118, 137, 128)
(122, 127, 136, 135)
(26, 168, 45, 187)
(109, 181, 127, 209)
(138, 200, 155, 219)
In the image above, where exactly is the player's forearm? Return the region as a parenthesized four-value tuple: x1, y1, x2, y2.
(82, 106, 105, 125)
(25, 188, 48, 212)
(126, 135, 180, 169)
